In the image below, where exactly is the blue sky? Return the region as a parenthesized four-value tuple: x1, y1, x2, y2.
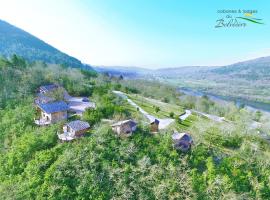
(0, 0, 270, 68)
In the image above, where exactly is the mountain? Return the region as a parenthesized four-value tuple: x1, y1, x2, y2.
(93, 66, 153, 78)
(0, 19, 86, 68)
(212, 56, 270, 80)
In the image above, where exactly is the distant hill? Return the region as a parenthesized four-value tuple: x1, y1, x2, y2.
(212, 56, 270, 80)
(93, 66, 153, 78)
(97, 56, 270, 81)
(0, 19, 90, 69)
(94, 65, 219, 79)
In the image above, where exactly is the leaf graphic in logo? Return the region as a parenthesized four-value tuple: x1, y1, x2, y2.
(236, 17, 264, 25)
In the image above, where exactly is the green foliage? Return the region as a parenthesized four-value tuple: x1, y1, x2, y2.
(120, 79, 179, 104)
(83, 108, 102, 125)
(169, 111, 174, 118)
(124, 86, 139, 94)
(204, 129, 243, 149)
(1, 56, 270, 199)
(253, 110, 262, 122)
(83, 93, 130, 125)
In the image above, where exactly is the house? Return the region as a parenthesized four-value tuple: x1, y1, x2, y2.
(172, 132, 193, 151)
(58, 120, 90, 141)
(111, 119, 137, 136)
(39, 84, 59, 94)
(150, 119, 159, 133)
(35, 101, 68, 125)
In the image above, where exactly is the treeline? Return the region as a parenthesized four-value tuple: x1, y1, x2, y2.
(0, 55, 96, 108)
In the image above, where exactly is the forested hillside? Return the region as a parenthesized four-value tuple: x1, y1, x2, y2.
(0, 19, 85, 68)
(1, 57, 270, 199)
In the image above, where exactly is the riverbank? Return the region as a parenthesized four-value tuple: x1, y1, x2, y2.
(179, 88, 270, 114)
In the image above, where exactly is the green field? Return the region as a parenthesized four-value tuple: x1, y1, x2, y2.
(128, 93, 185, 118)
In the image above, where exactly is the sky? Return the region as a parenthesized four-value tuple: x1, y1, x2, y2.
(0, 0, 270, 68)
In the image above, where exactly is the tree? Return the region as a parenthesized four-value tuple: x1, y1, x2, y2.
(254, 111, 262, 122)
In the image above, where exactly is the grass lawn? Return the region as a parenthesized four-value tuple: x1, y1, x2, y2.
(121, 99, 148, 122)
(128, 94, 185, 118)
(177, 114, 197, 130)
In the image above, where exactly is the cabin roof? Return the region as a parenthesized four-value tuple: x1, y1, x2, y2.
(150, 119, 160, 124)
(172, 132, 192, 142)
(37, 101, 68, 114)
(40, 84, 59, 92)
(112, 119, 137, 127)
(67, 120, 90, 131)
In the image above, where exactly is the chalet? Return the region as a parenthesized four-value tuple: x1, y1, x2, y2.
(111, 119, 137, 136)
(150, 119, 159, 133)
(39, 84, 59, 94)
(58, 120, 90, 141)
(35, 101, 68, 125)
(172, 132, 193, 151)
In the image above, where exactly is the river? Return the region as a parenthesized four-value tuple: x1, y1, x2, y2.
(179, 88, 270, 114)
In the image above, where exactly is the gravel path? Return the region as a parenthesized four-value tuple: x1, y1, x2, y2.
(191, 110, 225, 122)
(113, 90, 175, 129)
(179, 110, 192, 121)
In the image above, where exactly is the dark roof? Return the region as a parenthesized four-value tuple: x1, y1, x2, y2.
(150, 119, 160, 124)
(37, 101, 68, 114)
(67, 120, 90, 131)
(172, 132, 193, 143)
(40, 84, 59, 92)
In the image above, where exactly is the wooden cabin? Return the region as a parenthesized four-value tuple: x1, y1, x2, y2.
(35, 101, 68, 125)
(150, 119, 159, 133)
(172, 132, 193, 151)
(111, 119, 137, 136)
(58, 120, 90, 141)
